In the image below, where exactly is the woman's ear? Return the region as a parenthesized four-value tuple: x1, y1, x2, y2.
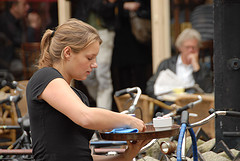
(62, 46, 71, 60)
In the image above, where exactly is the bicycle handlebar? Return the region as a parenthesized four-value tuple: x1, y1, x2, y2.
(0, 81, 24, 119)
(0, 95, 10, 104)
(114, 89, 129, 97)
(189, 110, 240, 128)
(176, 95, 202, 115)
(115, 87, 141, 96)
(115, 87, 142, 114)
(1, 80, 23, 93)
(225, 110, 240, 117)
(0, 95, 22, 104)
(164, 95, 202, 118)
(1, 80, 18, 89)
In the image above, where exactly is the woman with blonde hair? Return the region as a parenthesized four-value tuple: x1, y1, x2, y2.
(26, 18, 147, 161)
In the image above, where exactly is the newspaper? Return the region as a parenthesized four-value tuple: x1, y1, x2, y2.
(154, 69, 190, 96)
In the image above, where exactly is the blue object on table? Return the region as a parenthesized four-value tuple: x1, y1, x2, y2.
(105, 128, 139, 134)
(90, 140, 127, 146)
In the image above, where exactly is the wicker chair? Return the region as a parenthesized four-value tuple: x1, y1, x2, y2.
(175, 94, 215, 138)
(0, 87, 17, 146)
(0, 80, 29, 146)
(16, 80, 28, 117)
(114, 94, 175, 123)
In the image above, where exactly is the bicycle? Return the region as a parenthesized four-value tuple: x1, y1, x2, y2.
(95, 87, 240, 161)
(102, 87, 207, 159)
(0, 80, 33, 161)
(95, 87, 179, 159)
(175, 109, 240, 161)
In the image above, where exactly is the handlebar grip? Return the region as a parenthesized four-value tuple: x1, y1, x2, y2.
(0, 96, 10, 104)
(1, 80, 18, 89)
(176, 103, 192, 115)
(0, 95, 21, 104)
(114, 89, 128, 97)
(12, 95, 22, 104)
(226, 111, 240, 117)
(181, 111, 189, 124)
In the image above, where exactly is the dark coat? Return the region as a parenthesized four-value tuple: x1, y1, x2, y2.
(146, 55, 214, 98)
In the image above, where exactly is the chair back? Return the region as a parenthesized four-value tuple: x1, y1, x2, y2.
(20, 42, 40, 80)
(175, 94, 215, 138)
(0, 87, 17, 146)
(114, 94, 174, 123)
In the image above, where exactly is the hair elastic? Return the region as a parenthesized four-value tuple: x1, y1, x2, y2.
(51, 30, 55, 37)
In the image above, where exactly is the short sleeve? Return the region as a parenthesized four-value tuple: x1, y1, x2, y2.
(26, 67, 64, 101)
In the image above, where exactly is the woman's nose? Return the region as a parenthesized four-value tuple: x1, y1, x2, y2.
(91, 62, 98, 68)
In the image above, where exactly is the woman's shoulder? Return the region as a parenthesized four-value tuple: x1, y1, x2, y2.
(32, 67, 62, 79)
(27, 67, 65, 98)
(28, 67, 63, 87)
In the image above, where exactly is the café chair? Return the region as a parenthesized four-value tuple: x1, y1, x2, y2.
(114, 94, 175, 123)
(175, 94, 215, 138)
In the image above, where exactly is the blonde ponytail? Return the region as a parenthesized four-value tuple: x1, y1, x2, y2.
(37, 18, 102, 69)
(38, 29, 54, 69)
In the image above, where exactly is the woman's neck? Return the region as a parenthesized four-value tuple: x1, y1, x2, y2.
(52, 63, 72, 85)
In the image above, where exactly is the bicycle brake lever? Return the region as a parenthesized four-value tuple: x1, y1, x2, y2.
(189, 113, 198, 117)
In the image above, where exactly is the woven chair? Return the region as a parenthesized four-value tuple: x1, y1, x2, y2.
(0, 80, 29, 146)
(114, 94, 175, 123)
(16, 80, 28, 117)
(175, 94, 215, 138)
(0, 87, 17, 146)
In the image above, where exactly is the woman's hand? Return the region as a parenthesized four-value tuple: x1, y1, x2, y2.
(128, 115, 146, 132)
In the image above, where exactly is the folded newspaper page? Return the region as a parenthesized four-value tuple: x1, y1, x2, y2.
(154, 69, 191, 96)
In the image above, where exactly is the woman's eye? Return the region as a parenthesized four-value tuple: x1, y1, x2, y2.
(88, 57, 93, 60)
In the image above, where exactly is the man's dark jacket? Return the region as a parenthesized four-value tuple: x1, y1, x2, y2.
(146, 55, 213, 98)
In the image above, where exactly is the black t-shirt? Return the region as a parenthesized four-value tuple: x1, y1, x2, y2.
(26, 67, 94, 161)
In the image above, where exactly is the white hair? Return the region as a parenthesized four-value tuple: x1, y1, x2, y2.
(175, 28, 202, 49)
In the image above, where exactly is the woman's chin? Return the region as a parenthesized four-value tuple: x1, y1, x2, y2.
(81, 76, 88, 80)
(75, 76, 86, 81)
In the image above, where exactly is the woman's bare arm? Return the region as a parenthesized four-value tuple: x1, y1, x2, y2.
(39, 78, 145, 131)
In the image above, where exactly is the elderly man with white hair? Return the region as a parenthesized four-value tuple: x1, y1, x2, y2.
(146, 28, 213, 99)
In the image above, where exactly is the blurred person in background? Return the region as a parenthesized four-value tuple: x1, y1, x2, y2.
(111, 0, 152, 111)
(0, 0, 30, 80)
(75, 0, 117, 110)
(146, 28, 213, 99)
(27, 11, 43, 42)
